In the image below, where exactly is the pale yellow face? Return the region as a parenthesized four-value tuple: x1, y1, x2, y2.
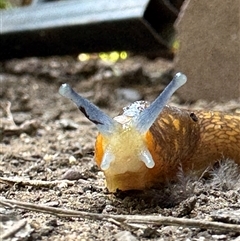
(101, 126, 148, 174)
(94, 116, 156, 192)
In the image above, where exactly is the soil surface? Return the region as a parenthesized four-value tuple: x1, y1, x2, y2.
(1, 56, 240, 241)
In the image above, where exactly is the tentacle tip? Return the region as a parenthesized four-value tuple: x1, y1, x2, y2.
(174, 72, 187, 86)
(59, 83, 72, 98)
(101, 150, 115, 170)
(139, 150, 155, 168)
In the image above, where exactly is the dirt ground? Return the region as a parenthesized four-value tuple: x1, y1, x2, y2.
(1, 56, 240, 241)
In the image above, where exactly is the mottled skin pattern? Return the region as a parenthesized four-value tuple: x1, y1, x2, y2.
(147, 106, 240, 184)
(95, 105, 240, 191)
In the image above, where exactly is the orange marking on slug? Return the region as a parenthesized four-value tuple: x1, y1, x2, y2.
(161, 118, 170, 125)
(95, 134, 104, 168)
(173, 119, 180, 131)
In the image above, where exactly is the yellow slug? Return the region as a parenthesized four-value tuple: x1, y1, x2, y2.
(59, 73, 240, 192)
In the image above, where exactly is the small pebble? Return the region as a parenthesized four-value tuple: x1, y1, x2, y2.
(69, 155, 77, 164)
(43, 154, 53, 161)
(114, 231, 137, 241)
(212, 234, 227, 240)
(57, 119, 79, 130)
(62, 169, 82, 181)
(13, 112, 32, 125)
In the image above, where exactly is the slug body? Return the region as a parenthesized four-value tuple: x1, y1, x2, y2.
(95, 105, 240, 191)
(59, 73, 240, 192)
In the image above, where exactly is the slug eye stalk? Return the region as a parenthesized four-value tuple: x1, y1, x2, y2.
(135, 72, 187, 134)
(59, 73, 187, 135)
(59, 83, 118, 136)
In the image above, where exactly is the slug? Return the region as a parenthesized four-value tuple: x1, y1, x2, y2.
(59, 73, 240, 192)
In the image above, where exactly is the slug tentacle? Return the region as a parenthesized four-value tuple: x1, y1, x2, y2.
(135, 72, 187, 134)
(59, 83, 118, 136)
(101, 147, 115, 170)
(138, 148, 155, 168)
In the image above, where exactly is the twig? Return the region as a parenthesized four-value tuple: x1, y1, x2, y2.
(1, 219, 27, 239)
(107, 218, 143, 234)
(0, 197, 240, 233)
(0, 177, 75, 187)
(0, 199, 15, 208)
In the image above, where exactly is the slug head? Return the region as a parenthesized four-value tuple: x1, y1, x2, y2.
(59, 73, 187, 191)
(94, 102, 157, 191)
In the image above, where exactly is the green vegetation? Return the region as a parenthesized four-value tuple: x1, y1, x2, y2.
(0, 0, 12, 9)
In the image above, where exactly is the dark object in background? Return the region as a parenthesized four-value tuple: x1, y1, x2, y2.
(1, 0, 184, 60)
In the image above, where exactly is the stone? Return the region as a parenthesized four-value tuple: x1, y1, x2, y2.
(174, 0, 240, 101)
